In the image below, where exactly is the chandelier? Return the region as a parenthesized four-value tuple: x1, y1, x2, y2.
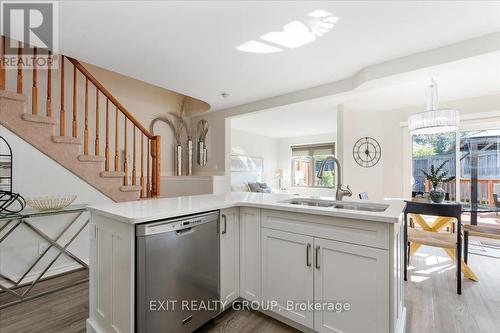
(408, 80, 459, 134)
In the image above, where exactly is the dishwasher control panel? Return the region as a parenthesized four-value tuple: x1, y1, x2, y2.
(136, 211, 219, 236)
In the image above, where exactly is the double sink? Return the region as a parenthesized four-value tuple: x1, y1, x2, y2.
(279, 198, 388, 212)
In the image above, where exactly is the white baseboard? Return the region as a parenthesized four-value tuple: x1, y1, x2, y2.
(259, 308, 316, 333)
(86, 319, 102, 333)
(397, 306, 407, 333)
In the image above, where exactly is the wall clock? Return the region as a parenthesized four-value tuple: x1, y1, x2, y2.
(352, 137, 381, 168)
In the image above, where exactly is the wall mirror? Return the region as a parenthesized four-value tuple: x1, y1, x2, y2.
(0, 136, 13, 192)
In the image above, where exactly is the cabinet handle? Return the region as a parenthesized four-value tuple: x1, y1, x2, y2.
(315, 246, 321, 269)
(306, 243, 311, 267)
(221, 214, 227, 234)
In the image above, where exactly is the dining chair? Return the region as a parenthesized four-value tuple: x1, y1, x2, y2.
(359, 192, 369, 200)
(463, 224, 500, 264)
(492, 193, 500, 215)
(404, 201, 463, 294)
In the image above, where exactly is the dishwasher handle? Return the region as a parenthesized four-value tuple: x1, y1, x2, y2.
(176, 227, 195, 236)
(221, 214, 227, 234)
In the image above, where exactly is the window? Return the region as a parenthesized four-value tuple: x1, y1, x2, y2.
(412, 132, 456, 198)
(291, 143, 335, 188)
(411, 128, 500, 227)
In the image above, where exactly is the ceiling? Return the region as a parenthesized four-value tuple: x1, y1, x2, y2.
(341, 51, 500, 111)
(230, 51, 500, 138)
(55, 1, 500, 111)
(231, 102, 337, 138)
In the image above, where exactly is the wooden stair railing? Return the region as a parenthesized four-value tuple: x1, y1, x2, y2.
(0, 36, 160, 198)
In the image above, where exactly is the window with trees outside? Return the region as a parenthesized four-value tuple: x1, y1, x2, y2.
(291, 143, 335, 188)
(412, 129, 500, 203)
(412, 132, 456, 196)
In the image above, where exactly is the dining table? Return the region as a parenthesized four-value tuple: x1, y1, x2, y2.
(404, 200, 500, 285)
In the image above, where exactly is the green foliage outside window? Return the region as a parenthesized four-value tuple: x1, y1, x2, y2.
(317, 170, 334, 187)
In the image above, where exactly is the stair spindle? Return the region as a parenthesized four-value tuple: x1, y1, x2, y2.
(46, 51, 52, 117)
(105, 98, 110, 171)
(114, 107, 119, 172)
(72, 65, 77, 137)
(95, 87, 99, 155)
(31, 47, 37, 115)
(140, 134, 145, 198)
(123, 117, 128, 185)
(17, 41, 22, 94)
(59, 55, 65, 136)
(0, 36, 5, 90)
(84, 78, 89, 154)
(147, 139, 150, 197)
(132, 126, 137, 185)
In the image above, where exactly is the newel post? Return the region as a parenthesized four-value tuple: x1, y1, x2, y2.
(151, 135, 161, 197)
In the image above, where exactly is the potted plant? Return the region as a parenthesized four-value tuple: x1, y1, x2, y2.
(422, 160, 456, 203)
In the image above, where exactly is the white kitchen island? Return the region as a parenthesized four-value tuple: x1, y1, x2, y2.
(86, 192, 406, 333)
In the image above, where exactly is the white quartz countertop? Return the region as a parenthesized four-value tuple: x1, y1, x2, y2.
(88, 192, 405, 225)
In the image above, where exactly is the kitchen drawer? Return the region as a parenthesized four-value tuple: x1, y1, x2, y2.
(261, 209, 389, 250)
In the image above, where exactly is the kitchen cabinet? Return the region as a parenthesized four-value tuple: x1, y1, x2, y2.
(88, 193, 405, 333)
(260, 209, 400, 333)
(261, 228, 314, 328)
(239, 207, 261, 301)
(220, 208, 240, 307)
(314, 238, 389, 333)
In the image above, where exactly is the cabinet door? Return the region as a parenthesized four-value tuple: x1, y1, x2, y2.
(262, 228, 314, 328)
(239, 207, 261, 301)
(314, 238, 389, 333)
(220, 208, 240, 307)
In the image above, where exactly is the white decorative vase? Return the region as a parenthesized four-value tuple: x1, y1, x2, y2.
(197, 140, 205, 166)
(186, 138, 193, 176)
(175, 144, 182, 176)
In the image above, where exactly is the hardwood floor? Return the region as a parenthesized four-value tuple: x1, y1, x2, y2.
(405, 245, 500, 333)
(1, 245, 499, 333)
(197, 308, 299, 333)
(0, 279, 88, 333)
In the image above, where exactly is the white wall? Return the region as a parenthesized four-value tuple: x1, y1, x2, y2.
(277, 132, 337, 196)
(0, 125, 113, 282)
(342, 93, 500, 201)
(341, 109, 385, 200)
(194, 93, 500, 201)
(230, 129, 279, 189)
(192, 110, 227, 176)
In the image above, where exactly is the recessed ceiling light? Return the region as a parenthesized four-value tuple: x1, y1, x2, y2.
(261, 21, 316, 49)
(236, 40, 283, 54)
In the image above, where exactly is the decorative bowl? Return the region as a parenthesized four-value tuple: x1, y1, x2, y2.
(25, 195, 77, 211)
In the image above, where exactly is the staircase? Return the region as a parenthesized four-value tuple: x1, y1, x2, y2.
(0, 36, 160, 202)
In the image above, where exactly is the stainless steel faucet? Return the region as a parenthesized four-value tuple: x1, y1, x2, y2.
(316, 156, 352, 201)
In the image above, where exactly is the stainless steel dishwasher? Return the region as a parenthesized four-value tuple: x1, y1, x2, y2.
(136, 211, 220, 333)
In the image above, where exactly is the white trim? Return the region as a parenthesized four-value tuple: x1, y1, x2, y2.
(396, 307, 407, 333)
(86, 319, 105, 333)
(402, 126, 412, 198)
(461, 110, 500, 121)
(0, 261, 87, 286)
